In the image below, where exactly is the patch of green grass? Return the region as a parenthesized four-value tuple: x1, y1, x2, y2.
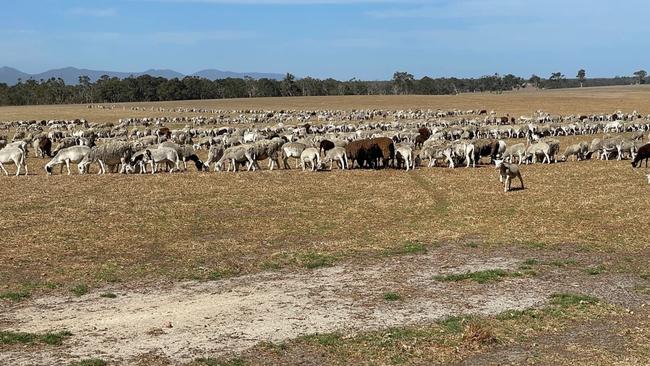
(207, 271, 223, 280)
(0, 290, 30, 301)
(465, 242, 479, 248)
(433, 269, 511, 284)
(437, 316, 470, 334)
(69, 358, 106, 366)
(388, 241, 428, 255)
(300, 252, 335, 269)
(524, 258, 539, 266)
(99, 292, 117, 299)
(640, 273, 650, 280)
(0, 330, 72, 345)
(547, 259, 577, 267)
(71, 283, 88, 297)
(549, 293, 599, 307)
(302, 333, 342, 346)
(194, 357, 246, 366)
(523, 241, 546, 249)
(495, 309, 541, 321)
(383, 292, 401, 301)
(585, 265, 605, 275)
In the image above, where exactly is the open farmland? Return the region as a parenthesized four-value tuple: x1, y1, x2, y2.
(1, 86, 649, 365)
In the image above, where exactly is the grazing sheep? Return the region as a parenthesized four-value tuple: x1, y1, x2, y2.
(494, 159, 524, 192)
(395, 144, 415, 171)
(158, 142, 205, 171)
(205, 144, 225, 171)
(300, 147, 321, 171)
(503, 143, 526, 164)
(319, 139, 335, 155)
(142, 146, 181, 174)
(322, 146, 348, 170)
(525, 142, 551, 164)
(282, 142, 307, 169)
(51, 137, 78, 156)
(80, 141, 134, 174)
(450, 141, 475, 168)
(560, 143, 588, 162)
(32, 135, 52, 158)
(45, 146, 91, 175)
(472, 139, 500, 165)
(215, 145, 255, 172)
(0, 146, 27, 176)
(631, 143, 650, 168)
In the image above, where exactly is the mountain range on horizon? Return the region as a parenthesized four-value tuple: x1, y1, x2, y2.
(0, 66, 286, 85)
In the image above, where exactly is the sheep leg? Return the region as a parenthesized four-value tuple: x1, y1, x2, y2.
(0, 162, 7, 176)
(98, 160, 105, 174)
(504, 176, 510, 192)
(65, 159, 71, 175)
(518, 173, 525, 190)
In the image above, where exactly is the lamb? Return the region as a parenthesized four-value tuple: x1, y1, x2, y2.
(494, 159, 524, 192)
(45, 146, 91, 175)
(0, 146, 28, 176)
(395, 145, 414, 171)
(322, 146, 348, 170)
(300, 147, 321, 171)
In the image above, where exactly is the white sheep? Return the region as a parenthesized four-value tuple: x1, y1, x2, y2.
(0, 146, 28, 176)
(300, 147, 321, 171)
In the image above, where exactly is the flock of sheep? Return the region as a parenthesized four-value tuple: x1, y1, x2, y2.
(1, 108, 649, 182)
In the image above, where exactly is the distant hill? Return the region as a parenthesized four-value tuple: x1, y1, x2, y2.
(192, 69, 285, 80)
(0, 67, 284, 85)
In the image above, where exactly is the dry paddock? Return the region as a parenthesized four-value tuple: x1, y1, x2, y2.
(1, 87, 650, 365)
(0, 146, 648, 292)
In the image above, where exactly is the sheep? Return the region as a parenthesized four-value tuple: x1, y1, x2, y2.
(494, 159, 524, 192)
(631, 143, 650, 168)
(249, 138, 283, 171)
(560, 143, 588, 162)
(319, 139, 335, 155)
(282, 142, 307, 169)
(79, 141, 135, 174)
(503, 143, 526, 164)
(450, 141, 475, 168)
(300, 147, 321, 171)
(51, 137, 78, 156)
(32, 135, 52, 158)
(215, 145, 256, 172)
(45, 146, 91, 175)
(322, 146, 348, 170)
(419, 144, 454, 168)
(472, 139, 500, 165)
(525, 142, 551, 164)
(205, 144, 225, 172)
(142, 146, 181, 174)
(540, 138, 560, 163)
(157, 142, 206, 171)
(0, 146, 27, 176)
(395, 144, 414, 171)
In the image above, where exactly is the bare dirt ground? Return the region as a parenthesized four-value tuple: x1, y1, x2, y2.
(1, 243, 648, 365)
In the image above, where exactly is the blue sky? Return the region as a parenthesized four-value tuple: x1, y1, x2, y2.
(1, 0, 648, 80)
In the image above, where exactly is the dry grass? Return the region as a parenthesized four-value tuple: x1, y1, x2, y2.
(189, 296, 648, 366)
(3, 85, 650, 123)
(0, 145, 648, 294)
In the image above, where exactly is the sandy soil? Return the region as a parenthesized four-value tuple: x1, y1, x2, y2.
(1, 246, 646, 365)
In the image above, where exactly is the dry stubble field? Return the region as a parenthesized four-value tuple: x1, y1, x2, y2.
(0, 86, 649, 365)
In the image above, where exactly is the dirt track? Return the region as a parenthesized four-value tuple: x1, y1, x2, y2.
(2, 245, 646, 365)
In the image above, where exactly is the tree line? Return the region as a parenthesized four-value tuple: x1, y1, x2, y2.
(0, 69, 645, 106)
